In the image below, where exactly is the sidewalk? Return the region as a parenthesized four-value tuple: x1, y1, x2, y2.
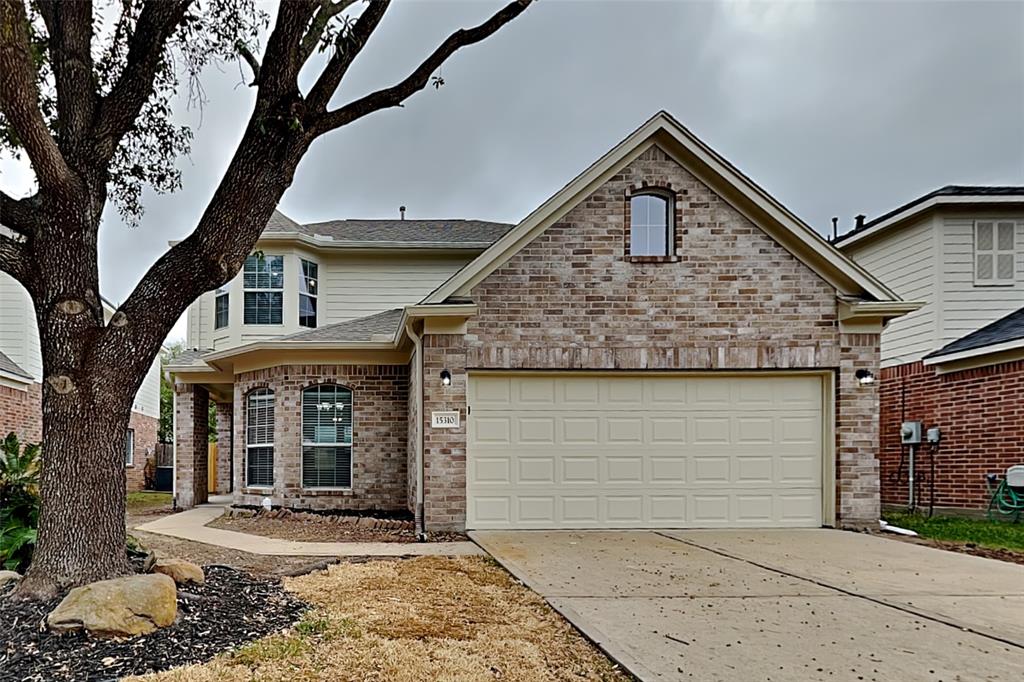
(134, 503, 482, 557)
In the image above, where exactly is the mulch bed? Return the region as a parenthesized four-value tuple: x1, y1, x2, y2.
(0, 566, 307, 682)
(207, 507, 467, 544)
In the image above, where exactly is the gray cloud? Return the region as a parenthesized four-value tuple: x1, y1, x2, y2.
(2, 0, 1022, 343)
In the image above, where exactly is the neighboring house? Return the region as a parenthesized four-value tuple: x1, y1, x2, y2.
(835, 186, 1024, 513)
(0, 272, 162, 491)
(168, 111, 917, 533)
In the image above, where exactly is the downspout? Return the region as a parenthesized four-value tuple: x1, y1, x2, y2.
(405, 321, 427, 541)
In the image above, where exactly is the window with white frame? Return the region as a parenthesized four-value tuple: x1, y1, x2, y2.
(974, 220, 1017, 285)
(243, 254, 284, 324)
(124, 429, 135, 466)
(301, 384, 353, 488)
(629, 192, 672, 256)
(299, 259, 318, 328)
(214, 287, 229, 329)
(246, 389, 275, 487)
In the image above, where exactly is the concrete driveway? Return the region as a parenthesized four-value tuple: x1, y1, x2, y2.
(471, 529, 1024, 681)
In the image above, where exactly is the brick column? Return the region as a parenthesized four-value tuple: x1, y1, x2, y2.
(421, 334, 468, 531)
(174, 383, 209, 508)
(214, 402, 233, 494)
(836, 332, 881, 527)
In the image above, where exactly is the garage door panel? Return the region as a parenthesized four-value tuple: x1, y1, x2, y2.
(467, 374, 824, 529)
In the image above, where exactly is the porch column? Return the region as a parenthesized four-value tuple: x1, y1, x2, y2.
(836, 332, 882, 527)
(174, 383, 209, 508)
(214, 401, 233, 494)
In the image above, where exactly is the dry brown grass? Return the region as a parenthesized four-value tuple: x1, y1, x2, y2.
(130, 556, 629, 682)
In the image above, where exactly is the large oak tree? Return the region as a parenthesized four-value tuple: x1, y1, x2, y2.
(0, 0, 532, 598)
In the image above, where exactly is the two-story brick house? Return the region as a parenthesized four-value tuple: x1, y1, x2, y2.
(0, 273, 162, 491)
(168, 111, 917, 533)
(835, 187, 1024, 513)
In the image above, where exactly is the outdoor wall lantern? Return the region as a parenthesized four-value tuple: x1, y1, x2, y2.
(440, 369, 452, 386)
(855, 369, 875, 385)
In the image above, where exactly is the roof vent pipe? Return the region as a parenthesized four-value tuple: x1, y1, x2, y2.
(855, 214, 866, 231)
(400, 205, 406, 221)
(831, 217, 838, 241)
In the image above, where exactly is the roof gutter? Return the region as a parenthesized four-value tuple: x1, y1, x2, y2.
(923, 337, 1024, 366)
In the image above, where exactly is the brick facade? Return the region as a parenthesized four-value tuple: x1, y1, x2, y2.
(420, 144, 882, 530)
(0, 381, 41, 443)
(125, 411, 159, 492)
(232, 364, 408, 511)
(174, 384, 209, 508)
(214, 402, 233, 494)
(879, 359, 1024, 511)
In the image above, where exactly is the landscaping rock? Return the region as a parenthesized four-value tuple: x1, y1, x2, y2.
(152, 557, 205, 585)
(0, 569, 22, 588)
(47, 573, 177, 637)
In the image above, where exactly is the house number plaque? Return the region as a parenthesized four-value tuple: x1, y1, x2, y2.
(431, 411, 460, 429)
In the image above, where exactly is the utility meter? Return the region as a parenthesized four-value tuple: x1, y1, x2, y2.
(926, 426, 942, 443)
(900, 420, 922, 445)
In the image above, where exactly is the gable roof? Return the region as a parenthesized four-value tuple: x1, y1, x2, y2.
(263, 212, 513, 249)
(924, 306, 1024, 363)
(0, 350, 31, 382)
(834, 185, 1024, 248)
(422, 111, 898, 304)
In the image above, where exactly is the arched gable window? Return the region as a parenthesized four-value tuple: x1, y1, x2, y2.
(302, 384, 353, 488)
(629, 191, 672, 256)
(245, 388, 275, 487)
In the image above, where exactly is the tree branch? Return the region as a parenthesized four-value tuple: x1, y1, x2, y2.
(298, 0, 358, 65)
(92, 0, 192, 163)
(38, 0, 98, 155)
(305, 0, 389, 113)
(0, 0, 76, 190)
(312, 0, 532, 136)
(236, 41, 261, 84)
(0, 190, 39, 237)
(0, 231, 30, 285)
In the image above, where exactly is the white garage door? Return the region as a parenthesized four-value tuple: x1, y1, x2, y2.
(466, 373, 825, 529)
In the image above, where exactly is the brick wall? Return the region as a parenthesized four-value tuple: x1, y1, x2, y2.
(174, 384, 209, 508)
(233, 364, 408, 511)
(420, 144, 882, 530)
(214, 402, 233, 494)
(126, 412, 159, 492)
(0, 381, 41, 443)
(879, 359, 1024, 510)
(407, 350, 420, 517)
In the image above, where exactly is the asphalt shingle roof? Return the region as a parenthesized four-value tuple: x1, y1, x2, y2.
(925, 307, 1024, 360)
(265, 210, 513, 246)
(0, 350, 31, 380)
(281, 309, 404, 343)
(165, 348, 213, 368)
(833, 185, 1024, 245)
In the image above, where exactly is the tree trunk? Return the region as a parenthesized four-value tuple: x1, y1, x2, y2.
(17, 384, 134, 599)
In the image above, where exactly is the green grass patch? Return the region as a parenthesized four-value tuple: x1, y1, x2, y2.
(126, 491, 172, 512)
(885, 511, 1024, 552)
(232, 635, 311, 665)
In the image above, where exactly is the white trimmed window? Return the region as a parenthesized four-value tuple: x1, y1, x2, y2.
(301, 384, 353, 488)
(124, 429, 135, 466)
(246, 389, 275, 487)
(974, 220, 1017, 286)
(630, 192, 672, 256)
(299, 259, 318, 328)
(214, 287, 229, 329)
(243, 254, 284, 324)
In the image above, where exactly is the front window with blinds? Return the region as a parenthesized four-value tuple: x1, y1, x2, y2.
(975, 221, 1017, 286)
(246, 389, 275, 487)
(299, 259, 318, 328)
(302, 384, 353, 488)
(243, 254, 284, 324)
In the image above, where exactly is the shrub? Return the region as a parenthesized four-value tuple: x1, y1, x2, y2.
(0, 432, 41, 572)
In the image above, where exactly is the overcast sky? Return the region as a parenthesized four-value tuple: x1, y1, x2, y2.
(2, 0, 1022, 344)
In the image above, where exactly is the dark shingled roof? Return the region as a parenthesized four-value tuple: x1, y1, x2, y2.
(264, 210, 513, 246)
(281, 309, 404, 343)
(166, 348, 213, 368)
(833, 185, 1024, 245)
(0, 350, 31, 380)
(925, 307, 1024, 360)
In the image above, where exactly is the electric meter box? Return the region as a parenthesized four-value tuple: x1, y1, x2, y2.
(900, 420, 923, 445)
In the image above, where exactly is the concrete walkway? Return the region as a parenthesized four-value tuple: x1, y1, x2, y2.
(473, 529, 1024, 681)
(135, 504, 481, 557)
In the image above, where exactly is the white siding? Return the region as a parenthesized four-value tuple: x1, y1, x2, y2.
(321, 252, 471, 322)
(843, 216, 938, 366)
(0, 272, 42, 380)
(133, 356, 161, 419)
(938, 214, 1024, 347)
